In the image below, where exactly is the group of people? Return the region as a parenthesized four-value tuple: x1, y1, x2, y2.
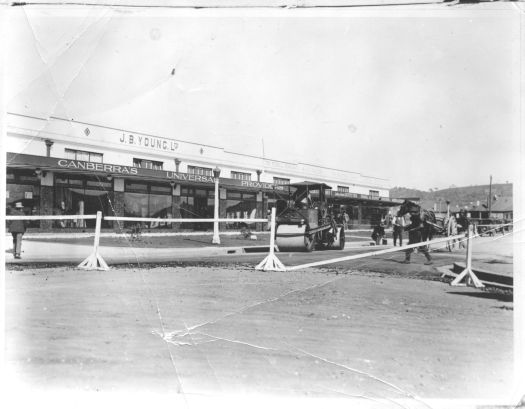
(375, 207, 471, 265)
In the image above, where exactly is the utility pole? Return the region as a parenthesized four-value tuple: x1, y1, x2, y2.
(488, 175, 492, 218)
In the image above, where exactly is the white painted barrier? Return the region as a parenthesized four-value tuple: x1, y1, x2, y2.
(78, 211, 109, 271)
(255, 207, 285, 271)
(6, 213, 105, 270)
(279, 233, 466, 271)
(6, 212, 272, 270)
(104, 217, 268, 223)
(450, 227, 484, 288)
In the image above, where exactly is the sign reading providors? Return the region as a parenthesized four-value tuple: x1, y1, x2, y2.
(119, 133, 179, 152)
(239, 180, 284, 191)
(57, 159, 138, 175)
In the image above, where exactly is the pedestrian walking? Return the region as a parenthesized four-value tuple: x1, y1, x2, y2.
(403, 211, 432, 265)
(392, 211, 405, 246)
(8, 202, 28, 259)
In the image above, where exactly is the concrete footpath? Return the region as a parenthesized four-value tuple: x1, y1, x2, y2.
(4, 231, 373, 265)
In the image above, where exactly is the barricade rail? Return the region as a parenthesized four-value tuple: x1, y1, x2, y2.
(5, 212, 272, 270)
(6, 213, 513, 287)
(5, 215, 97, 220)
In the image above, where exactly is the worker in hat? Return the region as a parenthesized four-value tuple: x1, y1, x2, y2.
(456, 209, 470, 249)
(8, 202, 28, 259)
(403, 210, 432, 265)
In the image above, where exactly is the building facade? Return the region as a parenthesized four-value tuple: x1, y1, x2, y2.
(6, 113, 399, 231)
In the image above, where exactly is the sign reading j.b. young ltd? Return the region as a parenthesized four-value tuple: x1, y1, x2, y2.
(57, 159, 138, 175)
(119, 133, 179, 152)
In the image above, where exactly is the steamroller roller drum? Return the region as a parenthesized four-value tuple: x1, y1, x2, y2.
(275, 224, 316, 252)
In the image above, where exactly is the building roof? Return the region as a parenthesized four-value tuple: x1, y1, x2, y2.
(489, 196, 513, 212)
(422, 196, 513, 213)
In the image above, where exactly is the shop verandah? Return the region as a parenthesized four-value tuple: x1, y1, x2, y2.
(6, 153, 399, 233)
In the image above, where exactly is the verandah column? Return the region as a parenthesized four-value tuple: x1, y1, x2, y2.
(39, 171, 54, 230)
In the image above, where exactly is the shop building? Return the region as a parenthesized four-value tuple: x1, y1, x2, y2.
(6, 112, 400, 231)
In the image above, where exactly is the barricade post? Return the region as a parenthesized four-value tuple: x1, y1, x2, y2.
(78, 211, 109, 271)
(255, 207, 286, 271)
(450, 227, 484, 288)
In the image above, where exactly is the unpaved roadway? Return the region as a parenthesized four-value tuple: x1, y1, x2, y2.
(4, 252, 514, 408)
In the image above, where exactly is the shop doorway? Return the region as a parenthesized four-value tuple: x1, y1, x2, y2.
(194, 196, 211, 231)
(82, 190, 110, 228)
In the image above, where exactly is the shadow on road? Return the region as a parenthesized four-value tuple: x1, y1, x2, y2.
(446, 291, 513, 303)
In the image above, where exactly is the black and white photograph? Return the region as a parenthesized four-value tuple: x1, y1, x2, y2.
(2, 1, 524, 408)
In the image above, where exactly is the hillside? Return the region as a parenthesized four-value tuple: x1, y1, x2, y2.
(390, 183, 513, 209)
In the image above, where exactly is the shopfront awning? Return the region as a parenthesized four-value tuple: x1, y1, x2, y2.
(6, 152, 284, 191)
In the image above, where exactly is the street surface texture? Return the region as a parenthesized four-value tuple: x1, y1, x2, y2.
(4, 234, 514, 408)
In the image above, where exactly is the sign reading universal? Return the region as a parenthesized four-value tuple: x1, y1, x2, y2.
(57, 159, 138, 175)
(119, 133, 179, 152)
(165, 171, 216, 184)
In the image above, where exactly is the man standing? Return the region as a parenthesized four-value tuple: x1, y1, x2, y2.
(392, 211, 405, 246)
(403, 211, 432, 265)
(9, 202, 27, 259)
(456, 209, 470, 249)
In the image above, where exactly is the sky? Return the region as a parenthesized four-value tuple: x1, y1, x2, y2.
(5, 3, 522, 190)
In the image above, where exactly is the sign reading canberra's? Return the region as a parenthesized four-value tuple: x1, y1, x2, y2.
(57, 159, 138, 175)
(119, 133, 179, 152)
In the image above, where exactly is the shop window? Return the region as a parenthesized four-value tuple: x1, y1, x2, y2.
(85, 179, 112, 190)
(18, 174, 39, 184)
(133, 158, 163, 170)
(273, 177, 290, 185)
(150, 184, 171, 194)
(178, 186, 214, 230)
(231, 171, 251, 181)
(226, 190, 257, 229)
(65, 148, 103, 163)
(123, 182, 173, 229)
(54, 176, 111, 229)
(195, 188, 208, 197)
(188, 165, 212, 177)
(68, 178, 84, 187)
(125, 181, 148, 193)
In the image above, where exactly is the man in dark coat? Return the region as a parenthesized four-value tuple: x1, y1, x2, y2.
(8, 202, 28, 259)
(403, 211, 432, 265)
(456, 209, 470, 248)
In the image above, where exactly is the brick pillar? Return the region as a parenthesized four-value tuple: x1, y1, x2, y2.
(40, 185, 54, 230)
(39, 171, 54, 230)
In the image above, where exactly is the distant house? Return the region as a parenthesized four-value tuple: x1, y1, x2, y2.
(485, 196, 513, 221)
(456, 196, 512, 222)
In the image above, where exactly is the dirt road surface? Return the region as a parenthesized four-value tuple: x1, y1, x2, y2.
(4, 255, 514, 408)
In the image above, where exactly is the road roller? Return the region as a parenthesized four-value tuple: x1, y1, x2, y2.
(274, 181, 345, 252)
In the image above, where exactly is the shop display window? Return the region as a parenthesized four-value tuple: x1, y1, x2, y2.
(225, 191, 257, 229)
(123, 182, 173, 229)
(178, 186, 214, 230)
(54, 175, 112, 229)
